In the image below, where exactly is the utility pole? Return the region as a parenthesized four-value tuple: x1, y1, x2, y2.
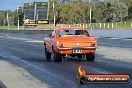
(89, 0, 92, 29)
(34, 2, 37, 21)
(22, 2, 25, 30)
(89, 0, 92, 24)
(17, 7, 20, 30)
(53, 0, 56, 26)
(47, 0, 50, 21)
(23, 4, 25, 21)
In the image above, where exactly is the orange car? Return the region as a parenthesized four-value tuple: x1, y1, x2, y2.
(44, 27, 98, 62)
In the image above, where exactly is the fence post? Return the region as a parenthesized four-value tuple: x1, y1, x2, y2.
(104, 23, 105, 29)
(112, 23, 113, 29)
(83, 24, 85, 28)
(86, 24, 88, 28)
(125, 22, 126, 27)
(100, 23, 102, 29)
(60, 24, 63, 28)
(79, 24, 81, 27)
(77, 24, 79, 27)
(108, 23, 109, 29)
(131, 22, 132, 28)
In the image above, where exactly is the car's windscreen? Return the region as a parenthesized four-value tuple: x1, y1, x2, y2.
(58, 30, 89, 37)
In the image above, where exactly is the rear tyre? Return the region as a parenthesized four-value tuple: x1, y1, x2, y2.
(44, 45, 51, 61)
(86, 53, 95, 61)
(51, 50, 62, 62)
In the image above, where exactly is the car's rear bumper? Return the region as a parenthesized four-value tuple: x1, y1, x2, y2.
(56, 47, 96, 54)
(57, 47, 96, 50)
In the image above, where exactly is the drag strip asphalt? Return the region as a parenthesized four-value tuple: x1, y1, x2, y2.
(0, 33, 132, 88)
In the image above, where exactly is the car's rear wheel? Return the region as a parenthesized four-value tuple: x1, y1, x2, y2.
(51, 49, 62, 62)
(44, 45, 51, 61)
(86, 53, 95, 61)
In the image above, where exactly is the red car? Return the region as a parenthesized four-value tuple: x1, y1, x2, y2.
(44, 27, 98, 62)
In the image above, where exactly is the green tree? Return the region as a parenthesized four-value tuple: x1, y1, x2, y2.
(49, 0, 91, 24)
(120, 0, 132, 20)
(0, 10, 15, 26)
(14, 7, 24, 26)
(120, 0, 132, 7)
(0, 11, 5, 25)
(128, 6, 132, 19)
(98, 0, 128, 22)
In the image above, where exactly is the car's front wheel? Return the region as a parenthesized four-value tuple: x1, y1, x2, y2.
(86, 53, 95, 61)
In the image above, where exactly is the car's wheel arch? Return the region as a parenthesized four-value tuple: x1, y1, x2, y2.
(52, 45, 55, 52)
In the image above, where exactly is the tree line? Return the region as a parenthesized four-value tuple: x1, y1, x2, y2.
(49, 0, 131, 24)
(0, 10, 23, 26)
(0, 0, 132, 26)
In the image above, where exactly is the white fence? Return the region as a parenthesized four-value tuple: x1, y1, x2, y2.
(60, 22, 132, 30)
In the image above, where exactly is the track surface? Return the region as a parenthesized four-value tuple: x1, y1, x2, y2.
(0, 33, 132, 88)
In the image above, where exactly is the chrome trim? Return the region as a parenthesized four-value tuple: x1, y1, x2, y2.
(57, 47, 96, 50)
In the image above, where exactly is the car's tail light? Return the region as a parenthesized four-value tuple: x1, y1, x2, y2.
(57, 41, 60, 46)
(91, 43, 96, 47)
(57, 41, 64, 47)
(60, 44, 64, 48)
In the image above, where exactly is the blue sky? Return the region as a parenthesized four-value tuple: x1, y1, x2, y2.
(0, 0, 47, 11)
